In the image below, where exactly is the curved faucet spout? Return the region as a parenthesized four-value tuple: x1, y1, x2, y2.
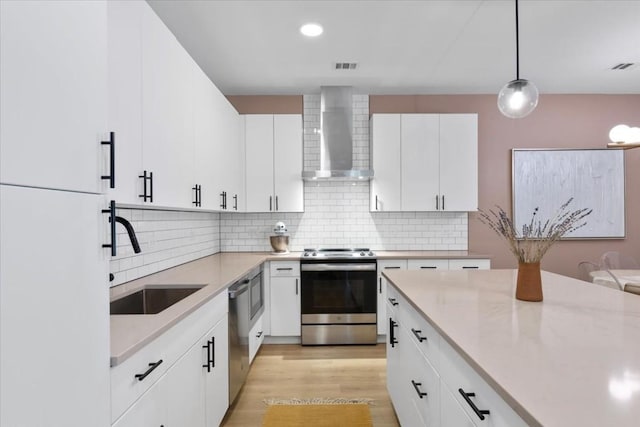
(115, 216, 141, 253)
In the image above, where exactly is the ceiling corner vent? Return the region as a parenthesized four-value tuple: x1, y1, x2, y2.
(334, 62, 358, 70)
(611, 63, 636, 70)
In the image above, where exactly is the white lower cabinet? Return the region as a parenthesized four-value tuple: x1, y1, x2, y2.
(387, 284, 525, 427)
(269, 261, 301, 336)
(111, 292, 229, 427)
(249, 313, 265, 363)
(377, 260, 407, 334)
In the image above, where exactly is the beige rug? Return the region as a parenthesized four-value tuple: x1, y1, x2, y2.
(262, 398, 374, 427)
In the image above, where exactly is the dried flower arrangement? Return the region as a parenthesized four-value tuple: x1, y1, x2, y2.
(479, 198, 592, 264)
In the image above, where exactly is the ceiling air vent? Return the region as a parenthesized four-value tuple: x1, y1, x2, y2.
(335, 62, 358, 70)
(611, 63, 635, 70)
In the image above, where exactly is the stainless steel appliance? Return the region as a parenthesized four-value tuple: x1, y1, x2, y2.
(300, 248, 377, 345)
(228, 266, 263, 404)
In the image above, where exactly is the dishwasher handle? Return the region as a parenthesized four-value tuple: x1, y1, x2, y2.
(228, 283, 249, 299)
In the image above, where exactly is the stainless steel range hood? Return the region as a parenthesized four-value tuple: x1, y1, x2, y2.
(302, 87, 374, 181)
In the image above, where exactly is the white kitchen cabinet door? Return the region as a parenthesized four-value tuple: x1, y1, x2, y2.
(439, 114, 478, 212)
(0, 0, 107, 193)
(204, 316, 230, 427)
(401, 114, 440, 211)
(142, 5, 194, 208)
(249, 313, 265, 364)
(270, 276, 301, 336)
(371, 114, 401, 211)
(108, 0, 144, 204)
(245, 115, 275, 212)
(274, 114, 304, 212)
(377, 260, 407, 335)
(193, 64, 220, 210)
(165, 338, 206, 427)
(113, 374, 168, 427)
(0, 185, 109, 427)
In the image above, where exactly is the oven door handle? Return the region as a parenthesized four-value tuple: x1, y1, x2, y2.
(300, 263, 377, 272)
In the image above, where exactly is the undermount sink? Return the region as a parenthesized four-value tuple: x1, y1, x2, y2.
(110, 285, 205, 315)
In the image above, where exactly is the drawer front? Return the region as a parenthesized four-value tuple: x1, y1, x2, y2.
(448, 259, 491, 270)
(404, 301, 441, 370)
(407, 259, 449, 270)
(270, 261, 300, 277)
(249, 313, 264, 364)
(439, 339, 527, 427)
(378, 259, 408, 274)
(385, 284, 402, 318)
(111, 292, 228, 422)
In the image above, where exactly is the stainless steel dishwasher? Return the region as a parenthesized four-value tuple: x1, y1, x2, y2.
(228, 266, 262, 405)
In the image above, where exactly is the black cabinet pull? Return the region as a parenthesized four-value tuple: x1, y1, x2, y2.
(411, 328, 427, 342)
(210, 336, 215, 368)
(220, 191, 227, 209)
(379, 277, 382, 294)
(224, 191, 227, 209)
(192, 184, 200, 207)
(420, 266, 437, 269)
(135, 359, 163, 381)
(411, 380, 427, 398)
(256, 331, 263, 338)
(384, 266, 401, 269)
(295, 278, 298, 295)
(233, 194, 238, 210)
(275, 195, 279, 211)
(458, 388, 490, 420)
(269, 195, 273, 211)
(435, 194, 439, 210)
(375, 195, 379, 211)
(101, 200, 116, 256)
(277, 267, 293, 271)
(139, 170, 153, 202)
(388, 297, 399, 306)
(101, 131, 115, 188)
(462, 266, 479, 269)
(442, 194, 445, 210)
(389, 318, 398, 348)
(202, 339, 212, 372)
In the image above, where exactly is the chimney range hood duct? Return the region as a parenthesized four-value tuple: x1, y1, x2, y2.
(302, 86, 374, 181)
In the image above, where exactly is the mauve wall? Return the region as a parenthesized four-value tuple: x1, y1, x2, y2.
(228, 94, 640, 278)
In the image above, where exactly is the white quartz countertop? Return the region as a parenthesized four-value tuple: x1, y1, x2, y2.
(382, 269, 640, 427)
(110, 250, 489, 366)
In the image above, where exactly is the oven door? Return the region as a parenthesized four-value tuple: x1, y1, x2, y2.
(300, 261, 377, 321)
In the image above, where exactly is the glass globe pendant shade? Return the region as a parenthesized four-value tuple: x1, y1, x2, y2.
(497, 79, 539, 118)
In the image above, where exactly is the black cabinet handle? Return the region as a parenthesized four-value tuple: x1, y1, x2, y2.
(435, 194, 439, 210)
(139, 170, 153, 202)
(220, 191, 226, 209)
(295, 278, 299, 295)
(379, 277, 382, 294)
(462, 266, 479, 269)
(135, 359, 163, 381)
(384, 266, 401, 269)
(411, 328, 427, 342)
(210, 336, 215, 368)
(442, 195, 445, 210)
(269, 195, 273, 211)
(233, 194, 238, 210)
(375, 195, 379, 211)
(202, 339, 212, 372)
(458, 388, 490, 420)
(224, 191, 227, 209)
(277, 267, 293, 271)
(389, 318, 398, 348)
(193, 184, 200, 207)
(101, 131, 115, 188)
(420, 266, 437, 269)
(275, 195, 279, 211)
(256, 331, 263, 338)
(388, 297, 399, 306)
(101, 200, 116, 256)
(411, 380, 427, 398)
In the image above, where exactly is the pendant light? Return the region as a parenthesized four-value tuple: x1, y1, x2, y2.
(497, 0, 538, 118)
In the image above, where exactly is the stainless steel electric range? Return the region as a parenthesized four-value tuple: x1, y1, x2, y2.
(300, 248, 377, 345)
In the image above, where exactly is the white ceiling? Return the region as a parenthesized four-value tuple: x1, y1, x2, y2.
(147, 0, 640, 95)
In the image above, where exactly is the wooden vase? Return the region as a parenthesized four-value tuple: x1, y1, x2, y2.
(516, 262, 543, 302)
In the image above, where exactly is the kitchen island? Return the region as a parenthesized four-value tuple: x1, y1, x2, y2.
(382, 269, 640, 426)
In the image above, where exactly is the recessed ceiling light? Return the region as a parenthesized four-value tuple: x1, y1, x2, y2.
(300, 23, 323, 37)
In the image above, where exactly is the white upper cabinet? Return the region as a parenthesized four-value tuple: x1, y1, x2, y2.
(141, 5, 194, 209)
(438, 114, 478, 212)
(108, 0, 144, 204)
(245, 114, 303, 213)
(370, 114, 402, 211)
(371, 113, 478, 212)
(0, 0, 107, 193)
(401, 114, 440, 211)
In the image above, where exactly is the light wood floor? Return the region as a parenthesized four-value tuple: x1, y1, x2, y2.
(221, 344, 400, 427)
